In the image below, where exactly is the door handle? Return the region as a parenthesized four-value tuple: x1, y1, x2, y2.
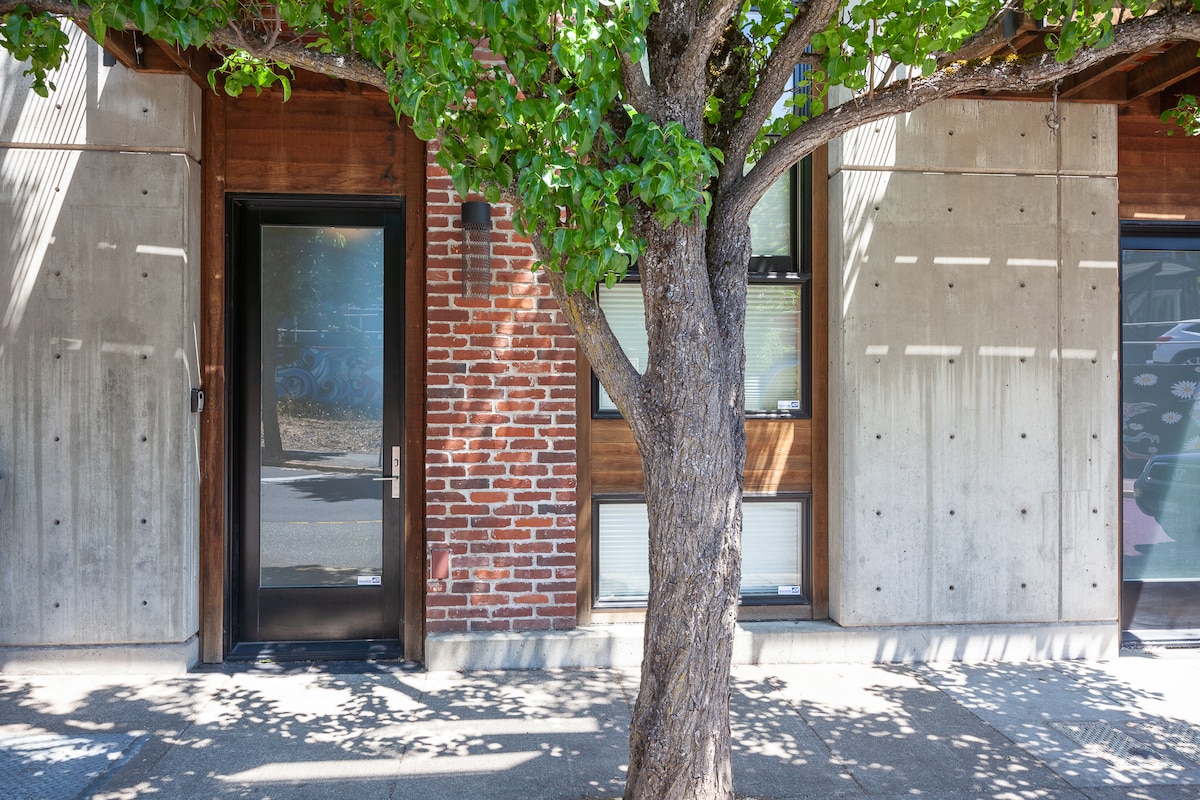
(372, 445, 401, 499)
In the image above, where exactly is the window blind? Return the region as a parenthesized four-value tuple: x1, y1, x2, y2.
(596, 284, 801, 414)
(595, 500, 806, 605)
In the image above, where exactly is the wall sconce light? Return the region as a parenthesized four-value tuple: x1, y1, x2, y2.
(461, 201, 492, 298)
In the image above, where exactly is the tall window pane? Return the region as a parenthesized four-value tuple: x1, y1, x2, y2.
(749, 169, 792, 260)
(596, 284, 802, 415)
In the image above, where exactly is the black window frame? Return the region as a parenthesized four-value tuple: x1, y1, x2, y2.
(591, 155, 813, 420)
(591, 492, 813, 610)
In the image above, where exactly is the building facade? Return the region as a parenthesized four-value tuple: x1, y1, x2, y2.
(1, 27, 1196, 672)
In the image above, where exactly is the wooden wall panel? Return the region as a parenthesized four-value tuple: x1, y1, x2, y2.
(199, 86, 425, 661)
(588, 419, 813, 494)
(1119, 100, 1200, 220)
(224, 91, 407, 195)
(199, 90, 227, 663)
(809, 145, 830, 619)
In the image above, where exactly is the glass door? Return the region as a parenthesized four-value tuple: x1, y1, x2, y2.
(1120, 223, 1200, 643)
(230, 197, 404, 644)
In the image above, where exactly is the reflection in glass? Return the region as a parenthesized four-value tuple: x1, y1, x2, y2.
(259, 226, 385, 588)
(749, 170, 792, 259)
(1121, 246, 1200, 583)
(596, 284, 802, 415)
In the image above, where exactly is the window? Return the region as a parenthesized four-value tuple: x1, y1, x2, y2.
(594, 497, 810, 607)
(593, 158, 812, 418)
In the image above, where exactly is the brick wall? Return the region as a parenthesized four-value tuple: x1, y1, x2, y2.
(424, 148, 579, 633)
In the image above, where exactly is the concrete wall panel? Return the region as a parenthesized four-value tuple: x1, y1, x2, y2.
(831, 99, 1116, 177)
(1057, 175, 1120, 620)
(835, 99, 1059, 174)
(0, 27, 200, 158)
(1058, 105, 1118, 176)
(828, 100, 1119, 631)
(1, 30, 200, 662)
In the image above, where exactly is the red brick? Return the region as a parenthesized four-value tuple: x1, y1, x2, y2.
(427, 593, 469, 607)
(470, 619, 515, 631)
(493, 606, 535, 618)
(467, 593, 510, 605)
(447, 607, 490, 619)
(427, 620, 469, 633)
(511, 618, 553, 630)
(472, 569, 510, 581)
(535, 605, 576, 617)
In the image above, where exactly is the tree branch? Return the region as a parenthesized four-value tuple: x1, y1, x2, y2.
(935, 3, 1024, 67)
(678, 0, 743, 90)
(727, 9, 1200, 223)
(208, 27, 388, 88)
(720, 0, 841, 186)
(533, 241, 646, 423)
(1, 0, 391, 91)
(0, 0, 77, 16)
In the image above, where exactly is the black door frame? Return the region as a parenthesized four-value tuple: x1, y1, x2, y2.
(227, 194, 406, 653)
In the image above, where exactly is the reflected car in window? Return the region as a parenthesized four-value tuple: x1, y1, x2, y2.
(1151, 320, 1200, 364)
(1133, 450, 1200, 537)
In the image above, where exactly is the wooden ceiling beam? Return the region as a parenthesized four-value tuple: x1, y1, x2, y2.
(74, 21, 210, 87)
(97, 28, 147, 71)
(1127, 42, 1200, 101)
(1059, 52, 1141, 99)
(153, 41, 212, 89)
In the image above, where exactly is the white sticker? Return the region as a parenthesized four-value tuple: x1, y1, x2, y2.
(357, 576, 382, 586)
(777, 585, 802, 595)
(777, 400, 801, 410)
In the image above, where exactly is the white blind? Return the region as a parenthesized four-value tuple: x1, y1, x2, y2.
(597, 284, 801, 414)
(596, 503, 651, 603)
(595, 500, 805, 605)
(741, 502, 803, 596)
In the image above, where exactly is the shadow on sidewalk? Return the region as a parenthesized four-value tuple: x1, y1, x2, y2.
(0, 659, 1197, 799)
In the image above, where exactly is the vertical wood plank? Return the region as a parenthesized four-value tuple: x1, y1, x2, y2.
(575, 347, 595, 624)
(403, 130, 428, 662)
(199, 90, 228, 663)
(809, 145, 831, 620)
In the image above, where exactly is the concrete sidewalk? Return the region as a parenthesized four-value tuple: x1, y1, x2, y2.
(2, 650, 1199, 800)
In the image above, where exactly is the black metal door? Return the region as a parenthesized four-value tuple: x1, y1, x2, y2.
(230, 196, 404, 645)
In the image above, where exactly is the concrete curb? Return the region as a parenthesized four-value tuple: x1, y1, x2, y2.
(426, 619, 1119, 670)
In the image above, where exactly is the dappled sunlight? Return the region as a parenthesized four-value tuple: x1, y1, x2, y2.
(4, 660, 1199, 798)
(729, 663, 1072, 797)
(0, 666, 634, 799)
(917, 661, 1200, 789)
(1, 28, 95, 337)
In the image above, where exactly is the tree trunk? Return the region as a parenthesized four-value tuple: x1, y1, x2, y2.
(622, 221, 746, 800)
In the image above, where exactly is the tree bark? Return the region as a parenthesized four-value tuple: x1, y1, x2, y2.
(622, 220, 745, 800)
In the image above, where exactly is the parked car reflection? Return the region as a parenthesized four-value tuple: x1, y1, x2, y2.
(1134, 449, 1200, 538)
(1151, 319, 1200, 364)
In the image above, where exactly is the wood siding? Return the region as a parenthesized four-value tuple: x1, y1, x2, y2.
(1119, 98, 1200, 221)
(199, 88, 427, 661)
(588, 419, 815, 494)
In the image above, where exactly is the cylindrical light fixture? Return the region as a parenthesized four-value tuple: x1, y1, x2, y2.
(461, 201, 492, 298)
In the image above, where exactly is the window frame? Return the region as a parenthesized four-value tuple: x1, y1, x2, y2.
(590, 492, 813, 610)
(590, 156, 813, 420)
